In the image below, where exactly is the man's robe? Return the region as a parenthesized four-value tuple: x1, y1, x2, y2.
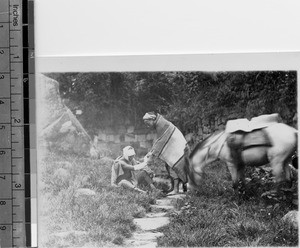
(150, 114, 188, 183)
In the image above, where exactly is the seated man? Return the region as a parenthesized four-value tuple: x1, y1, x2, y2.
(111, 146, 156, 193)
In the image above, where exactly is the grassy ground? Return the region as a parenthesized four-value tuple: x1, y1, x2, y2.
(157, 161, 298, 247)
(39, 151, 160, 247)
(39, 151, 298, 247)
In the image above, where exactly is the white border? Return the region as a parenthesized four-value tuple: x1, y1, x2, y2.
(36, 52, 300, 72)
(35, 0, 300, 57)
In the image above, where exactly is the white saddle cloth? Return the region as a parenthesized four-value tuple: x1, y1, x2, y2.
(225, 113, 279, 133)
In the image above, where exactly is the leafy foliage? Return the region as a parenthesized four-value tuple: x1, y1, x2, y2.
(46, 71, 297, 136)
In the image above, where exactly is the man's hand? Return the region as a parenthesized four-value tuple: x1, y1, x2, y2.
(134, 162, 147, 171)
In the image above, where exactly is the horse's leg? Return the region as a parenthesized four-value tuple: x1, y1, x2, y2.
(227, 162, 246, 196)
(227, 163, 238, 188)
(270, 157, 292, 191)
(284, 163, 292, 188)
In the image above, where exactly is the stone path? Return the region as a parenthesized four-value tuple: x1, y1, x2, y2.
(124, 194, 186, 247)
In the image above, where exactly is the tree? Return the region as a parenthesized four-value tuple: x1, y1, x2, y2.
(45, 70, 297, 136)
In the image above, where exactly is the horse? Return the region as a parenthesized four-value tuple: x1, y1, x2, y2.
(185, 122, 297, 194)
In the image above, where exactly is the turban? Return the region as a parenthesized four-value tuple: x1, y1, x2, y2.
(143, 112, 157, 120)
(123, 146, 136, 160)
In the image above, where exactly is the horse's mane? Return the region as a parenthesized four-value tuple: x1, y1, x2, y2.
(189, 130, 224, 158)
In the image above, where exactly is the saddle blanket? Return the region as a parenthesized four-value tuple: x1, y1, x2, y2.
(159, 127, 187, 167)
(227, 129, 272, 150)
(151, 115, 187, 167)
(225, 113, 279, 133)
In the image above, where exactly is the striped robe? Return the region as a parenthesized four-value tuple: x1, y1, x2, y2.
(150, 114, 188, 183)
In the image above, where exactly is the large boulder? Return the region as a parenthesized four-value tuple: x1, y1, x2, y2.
(37, 74, 94, 156)
(281, 210, 298, 229)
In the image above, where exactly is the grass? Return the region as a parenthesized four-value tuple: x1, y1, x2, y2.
(39, 151, 159, 247)
(157, 161, 298, 247)
(40, 151, 298, 247)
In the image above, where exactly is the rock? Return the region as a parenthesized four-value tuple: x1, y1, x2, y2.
(167, 194, 186, 199)
(36, 74, 65, 131)
(59, 121, 76, 133)
(281, 210, 298, 229)
(56, 161, 72, 169)
(53, 168, 70, 188)
(132, 232, 164, 241)
(125, 133, 136, 142)
(156, 198, 173, 206)
(127, 126, 135, 133)
(52, 231, 88, 238)
(125, 239, 157, 248)
(75, 188, 96, 197)
(150, 204, 174, 212)
(145, 212, 168, 218)
(133, 217, 170, 231)
(89, 145, 99, 158)
(53, 168, 70, 179)
(37, 74, 93, 156)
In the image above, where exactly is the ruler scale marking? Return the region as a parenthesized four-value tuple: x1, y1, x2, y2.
(0, 0, 35, 247)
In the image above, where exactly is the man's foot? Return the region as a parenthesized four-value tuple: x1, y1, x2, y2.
(135, 188, 147, 194)
(166, 190, 180, 196)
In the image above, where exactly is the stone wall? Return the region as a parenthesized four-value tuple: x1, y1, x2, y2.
(94, 112, 297, 158)
(95, 125, 157, 157)
(94, 114, 233, 157)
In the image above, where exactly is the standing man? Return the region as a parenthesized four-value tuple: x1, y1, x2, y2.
(143, 112, 188, 194)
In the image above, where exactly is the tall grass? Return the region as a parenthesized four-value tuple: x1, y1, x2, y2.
(157, 161, 298, 247)
(39, 151, 156, 247)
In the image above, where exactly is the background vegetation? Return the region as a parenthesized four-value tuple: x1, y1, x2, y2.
(47, 71, 297, 135)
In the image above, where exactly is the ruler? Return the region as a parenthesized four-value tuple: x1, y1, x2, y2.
(0, 0, 35, 247)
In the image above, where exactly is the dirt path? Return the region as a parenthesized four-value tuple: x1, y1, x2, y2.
(124, 194, 186, 247)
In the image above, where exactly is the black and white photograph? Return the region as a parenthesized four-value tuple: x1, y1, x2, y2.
(31, 0, 300, 247)
(37, 70, 298, 247)
(1, 0, 300, 247)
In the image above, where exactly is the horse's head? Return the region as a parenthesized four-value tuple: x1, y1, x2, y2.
(184, 132, 225, 190)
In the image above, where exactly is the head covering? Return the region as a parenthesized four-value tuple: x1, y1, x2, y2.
(123, 146, 136, 160)
(143, 112, 157, 121)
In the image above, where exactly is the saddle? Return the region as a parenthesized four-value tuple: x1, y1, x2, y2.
(225, 114, 278, 164)
(227, 129, 272, 151)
